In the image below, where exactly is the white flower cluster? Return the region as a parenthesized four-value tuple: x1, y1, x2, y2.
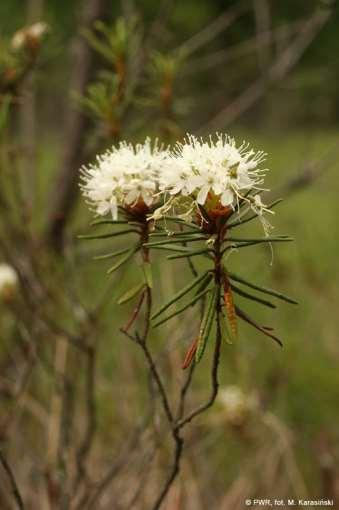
(81, 134, 270, 222)
(159, 134, 267, 215)
(81, 139, 169, 220)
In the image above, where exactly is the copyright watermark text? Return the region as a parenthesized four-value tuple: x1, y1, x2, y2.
(244, 499, 334, 507)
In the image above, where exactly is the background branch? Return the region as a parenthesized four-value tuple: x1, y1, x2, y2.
(199, 4, 332, 133)
(46, 0, 108, 251)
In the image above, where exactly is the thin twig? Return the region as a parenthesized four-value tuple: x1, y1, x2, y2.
(151, 432, 184, 510)
(176, 1, 248, 58)
(133, 331, 174, 426)
(82, 417, 151, 510)
(176, 362, 196, 421)
(74, 345, 97, 489)
(273, 141, 339, 198)
(199, 4, 332, 132)
(0, 451, 25, 510)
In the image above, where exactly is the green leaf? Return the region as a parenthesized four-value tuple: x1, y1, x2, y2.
(90, 219, 129, 226)
(151, 271, 211, 320)
(228, 272, 298, 305)
(194, 272, 213, 296)
(94, 247, 132, 260)
(107, 247, 137, 274)
(235, 306, 283, 347)
(144, 236, 205, 247)
(225, 236, 293, 243)
(147, 244, 194, 253)
(117, 282, 145, 305)
(78, 229, 137, 240)
(142, 262, 153, 289)
(159, 216, 201, 231)
(230, 284, 276, 309)
(222, 237, 293, 256)
(228, 198, 283, 229)
(195, 287, 218, 363)
(167, 248, 212, 260)
(152, 287, 211, 328)
(149, 230, 200, 238)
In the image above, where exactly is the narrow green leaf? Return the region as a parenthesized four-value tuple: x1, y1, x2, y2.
(167, 248, 213, 260)
(151, 271, 211, 320)
(147, 244, 194, 253)
(195, 287, 218, 363)
(78, 229, 137, 240)
(107, 247, 137, 274)
(194, 272, 213, 296)
(222, 238, 292, 255)
(142, 262, 153, 289)
(144, 236, 205, 247)
(225, 236, 293, 243)
(149, 230, 202, 238)
(228, 272, 298, 305)
(117, 282, 145, 305)
(228, 199, 283, 229)
(94, 247, 132, 260)
(236, 306, 283, 347)
(152, 287, 211, 328)
(90, 219, 129, 226)
(230, 284, 276, 309)
(159, 216, 201, 231)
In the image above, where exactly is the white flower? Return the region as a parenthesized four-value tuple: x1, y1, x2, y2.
(159, 133, 268, 216)
(80, 139, 170, 220)
(219, 385, 257, 425)
(12, 22, 49, 50)
(0, 263, 18, 300)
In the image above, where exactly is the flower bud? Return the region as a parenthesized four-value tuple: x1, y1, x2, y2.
(11, 22, 49, 52)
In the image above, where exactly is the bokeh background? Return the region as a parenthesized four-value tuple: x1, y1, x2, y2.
(0, 1, 339, 509)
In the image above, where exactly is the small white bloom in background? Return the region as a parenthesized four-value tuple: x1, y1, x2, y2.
(80, 139, 170, 220)
(0, 263, 18, 302)
(11, 22, 49, 51)
(158, 133, 269, 220)
(218, 385, 258, 426)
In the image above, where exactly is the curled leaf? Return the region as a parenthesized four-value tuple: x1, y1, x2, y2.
(223, 273, 238, 341)
(182, 338, 198, 369)
(117, 282, 145, 305)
